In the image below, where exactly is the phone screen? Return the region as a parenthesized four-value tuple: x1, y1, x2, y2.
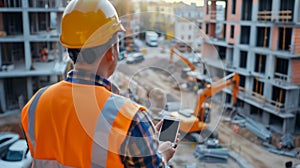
(159, 119, 180, 142)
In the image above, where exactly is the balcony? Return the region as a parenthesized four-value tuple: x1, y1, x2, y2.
(274, 72, 288, 85)
(238, 87, 295, 116)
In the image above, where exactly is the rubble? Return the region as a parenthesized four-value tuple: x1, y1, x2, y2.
(194, 145, 229, 163)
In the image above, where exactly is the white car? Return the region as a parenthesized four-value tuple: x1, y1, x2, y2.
(0, 132, 19, 154)
(126, 52, 145, 64)
(0, 140, 32, 168)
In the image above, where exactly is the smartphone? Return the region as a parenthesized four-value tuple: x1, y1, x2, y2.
(158, 117, 180, 143)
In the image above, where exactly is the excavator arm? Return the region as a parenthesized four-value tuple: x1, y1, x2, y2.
(171, 73, 240, 133)
(195, 73, 240, 121)
(170, 47, 196, 71)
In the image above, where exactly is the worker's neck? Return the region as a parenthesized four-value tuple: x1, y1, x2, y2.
(74, 63, 109, 79)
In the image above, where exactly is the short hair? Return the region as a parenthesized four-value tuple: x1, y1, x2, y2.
(67, 34, 118, 64)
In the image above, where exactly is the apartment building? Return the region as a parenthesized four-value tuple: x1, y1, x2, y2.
(174, 3, 203, 51)
(147, 1, 175, 36)
(202, 0, 300, 139)
(0, 0, 69, 113)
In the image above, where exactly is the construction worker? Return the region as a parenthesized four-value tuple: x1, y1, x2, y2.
(40, 46, 48, 62)
(21, 0, 177, 167)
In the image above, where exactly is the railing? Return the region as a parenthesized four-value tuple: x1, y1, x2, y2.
(257, 10, 292, 22)
(238, 87, 286, 112)
(274, 72, 289, 85)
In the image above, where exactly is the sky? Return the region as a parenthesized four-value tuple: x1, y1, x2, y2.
(164, 0, 204, 6)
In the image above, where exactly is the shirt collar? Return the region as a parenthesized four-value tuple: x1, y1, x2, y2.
(66, 70, 119, 94)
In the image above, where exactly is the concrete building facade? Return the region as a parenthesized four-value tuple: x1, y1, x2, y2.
(147, 1, 175, 36)
(0, 0, 69, 113)
(202, 0, 300, 140)
(174, 3, 203, 51)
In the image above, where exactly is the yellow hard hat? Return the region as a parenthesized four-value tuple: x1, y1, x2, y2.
(60, 0, 125, 49)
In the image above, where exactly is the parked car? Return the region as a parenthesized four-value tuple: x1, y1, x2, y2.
(0, 140, 32, 168)
(145, 31, 158, 47)
(126, 52, 145, 64)
(0, 132, 19, 154)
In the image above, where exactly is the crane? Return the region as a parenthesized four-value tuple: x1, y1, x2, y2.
(170, 73, 240, 133)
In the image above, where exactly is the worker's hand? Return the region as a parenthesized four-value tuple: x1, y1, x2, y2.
(158, 141, 176, 164)
(155, 120, 163, 134)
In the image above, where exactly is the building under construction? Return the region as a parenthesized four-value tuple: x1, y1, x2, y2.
(0, 0, 69, 113)
(202, 0, 300, 144)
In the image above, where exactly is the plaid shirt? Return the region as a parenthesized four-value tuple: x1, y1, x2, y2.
(121, 110, 162, 167)
(66, 70, 162, 167)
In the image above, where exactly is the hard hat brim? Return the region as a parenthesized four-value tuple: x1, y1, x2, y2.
(60, 21, 125, 49)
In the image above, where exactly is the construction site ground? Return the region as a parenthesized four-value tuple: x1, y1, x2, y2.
(0, 47, 299, 167)
(115, 49, 300, 168)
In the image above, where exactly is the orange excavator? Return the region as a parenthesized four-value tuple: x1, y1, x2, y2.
(171, 72, 240, 133)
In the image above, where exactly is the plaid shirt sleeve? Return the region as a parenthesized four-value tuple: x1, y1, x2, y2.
(120, 110, 163, 168)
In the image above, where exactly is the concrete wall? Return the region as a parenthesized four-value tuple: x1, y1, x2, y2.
(283, 117, 295, 134)
(286, 89, 300, 110)
(226, 47, 233, 67)
(201, 43, 218, 59)
(241, 103, 251, 116)
(291, 60, 300, 84)
(252, 0, 258, 21)
(209, 23, 216, 38)
(226, 24, 240, 44)
(292, 28, 300, 55)
(271, 27, 278, 51)
(226, 0, 242, 22)
(263, 81, 272, 100)
(262, 111, 270, 125)
(247, 49, 255, 74)
(232, 46, 240, 69)
(0, 79, 6, 112)
(203, 0, 210, 21)
(0, 13, 3, 31)
(26, 77, 32, 101)
(296, 0, 300, 23)
(203, 0, 216, 21)
(174, 20, 196, 44)
(266, 53, 274, 80)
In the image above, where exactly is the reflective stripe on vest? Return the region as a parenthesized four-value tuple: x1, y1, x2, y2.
(26, 85, 144, 168)
(33, 159, 73, 168)
(91, 95, 125, 167)
(27, 87, 48, 153)
(32, 159, 105, 168)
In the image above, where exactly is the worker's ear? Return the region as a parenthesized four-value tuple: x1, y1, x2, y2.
(104, 46, 115, 62)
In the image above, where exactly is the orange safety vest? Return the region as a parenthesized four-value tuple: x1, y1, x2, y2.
(21, 81, 146, 168)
